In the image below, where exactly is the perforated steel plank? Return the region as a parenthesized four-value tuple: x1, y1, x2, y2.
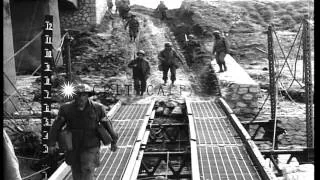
(194, 118, 242, 145)
(112, 104, 149, 120)
(198, 146, 261, 180)
(190, 101, 226, 118)
(65, 103, 151, 180)
(95, 147, 132, 180)
(189, 101, 262, 180)
(113, 119, 144, 146)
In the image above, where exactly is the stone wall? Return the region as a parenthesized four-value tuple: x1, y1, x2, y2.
(60, 0, 97, 30)
(222, 83, 260, 121)
(212, 55, 260, 121)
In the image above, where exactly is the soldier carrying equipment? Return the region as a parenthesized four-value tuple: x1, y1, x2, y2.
(125, 14, 140, 42)
(156, 1, 168, 20)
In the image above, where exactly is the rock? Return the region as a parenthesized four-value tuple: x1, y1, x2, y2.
(165, 101, 178, 108)
(163, 108, 171, 116)
(171, 106, 183, 116)
(155, 107, 164, 115)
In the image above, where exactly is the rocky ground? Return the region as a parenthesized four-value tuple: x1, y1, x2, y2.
(4, 0, 314, 179)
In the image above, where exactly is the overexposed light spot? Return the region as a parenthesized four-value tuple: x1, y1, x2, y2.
(60, 82, 76, 99)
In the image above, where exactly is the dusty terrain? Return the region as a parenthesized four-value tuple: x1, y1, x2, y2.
(4, 0, 314, 179)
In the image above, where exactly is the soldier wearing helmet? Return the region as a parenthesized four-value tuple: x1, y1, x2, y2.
(107, 0, 113, 13)
(128, 50, 151, 96)
(48, 83, 118, 179)
(118, 0, 131, 20)
(184, 34, 201, 64)
(212, 30, 230, 72)
(158, 42, 183, 85)
(156, 1, 168, 20)
(125, 14, 140, 42)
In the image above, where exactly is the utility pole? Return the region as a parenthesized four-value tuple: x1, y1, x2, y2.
(302, 15, 313, 149)
(64, 31, 72, 81)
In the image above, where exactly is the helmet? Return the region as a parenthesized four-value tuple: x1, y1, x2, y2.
(131, 14, 136, 18)
(213, 30, 220, 36)
(164, 42, 172, 47)
(75, 83, 94, 96)
(137, 50, 145, 56)
(188, 34, 195, 39)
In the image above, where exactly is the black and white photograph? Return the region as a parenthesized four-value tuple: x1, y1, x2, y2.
(3, 0, 314, 179)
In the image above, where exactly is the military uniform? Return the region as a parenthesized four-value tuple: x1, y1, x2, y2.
(212, 32, 229, 72)
(48, 100, 109, 180)
(128, 52, 150, 95)
(156, 2, 168, 20)
(158, 47, 181, 84)
(125, 16, 140, 41)
(107, 0, 113, 11)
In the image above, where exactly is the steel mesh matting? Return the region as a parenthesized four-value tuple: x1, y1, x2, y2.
(194, 117, 242, 145)
(198, 146, 261, 180)
(111, 104, 149, 120)
(189, 101, 261, 180)
(65, 103, 150, 180)
(95, 147, 132, 180)
(112, 119, 143, 146)
(190, 101, 226, 118)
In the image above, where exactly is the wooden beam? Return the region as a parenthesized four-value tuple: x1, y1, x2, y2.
(48, 162, 71, 180)
(245, 140, 278, 180)
(185, 98, 193, 115)
(190, 140, 200, 180)
(107, 100, 122, 119)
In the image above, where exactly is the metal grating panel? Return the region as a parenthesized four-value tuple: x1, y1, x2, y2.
(191, 101, 226, 118)
(198, 146, 261, 180)
(194, 118, 242, 145)
(95, 147, 132, 180)
(112, 104, 149, 120)
(112, 120, 143, 146)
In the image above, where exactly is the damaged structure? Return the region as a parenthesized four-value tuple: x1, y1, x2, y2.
(3, 0, 105, 113)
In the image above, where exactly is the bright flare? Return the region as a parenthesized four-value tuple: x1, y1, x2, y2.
(60, 82, 76, 99)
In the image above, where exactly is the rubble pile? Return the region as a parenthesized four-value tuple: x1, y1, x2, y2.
(154, 99, 186, 118)
(69, 28, 130, 77)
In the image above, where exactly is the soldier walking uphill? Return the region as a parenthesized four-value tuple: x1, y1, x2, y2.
(156, 1, 168, 20)
(48, 84, 118, 180)
(128, 50, 151, 96)
(212, 30, 230, 72)
(118, 1, 131, 20)
(125, 15, 140, 42)
(158, 42, 183, 86)
(115, 0, 121, 14)
(107, 0, 113, 13)
(184, 34, 200, 65)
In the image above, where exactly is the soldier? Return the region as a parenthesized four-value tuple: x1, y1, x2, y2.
(156, 1, 168, 20)
(48, 83, 118, 180)
(128, 50, 151, 96)
(212, 30, 229, 72)
(125, 14, 140, 42)
(115, 0, 121, 14)
(107, 0, 113, 13)
(158, 42, 183, 86)
(118, 0, 130, 20)
(184, 34, 201, 64)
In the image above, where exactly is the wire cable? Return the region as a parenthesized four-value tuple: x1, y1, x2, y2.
(3, 72, 35, 112)
(272, 22, 302, 80)
(21, 167, 50, 180)
(4, 30, 43, 65)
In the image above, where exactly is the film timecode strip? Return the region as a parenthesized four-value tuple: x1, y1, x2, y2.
(41, 15, 54, 155)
